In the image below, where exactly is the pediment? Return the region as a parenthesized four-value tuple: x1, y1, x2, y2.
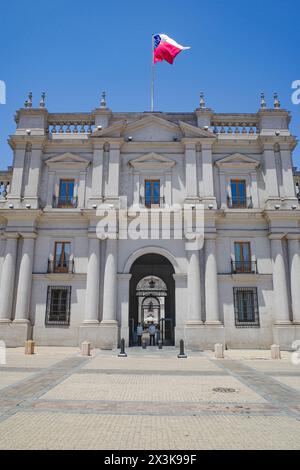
(124, 114, 181, 142)
(215, 153, 260, 169)
(129, 152, 176, 169)
(45, 153, 90, 167)
(92, 120, 126, 137)
(179, 121, 216, 138)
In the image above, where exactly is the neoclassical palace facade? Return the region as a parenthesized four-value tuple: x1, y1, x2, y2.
(0, 92, 300, 350)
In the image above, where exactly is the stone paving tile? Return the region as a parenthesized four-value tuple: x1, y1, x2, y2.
(0, 356, 89, 400)
(0, 412, 300, 450)
(0, 372, 33, 391)
(2, 347, 79, 369)
(83, 354, 222, 372)
(30, 399, 280, 417)
(271, 376, 300, 393)
(41, 373, 266, 403)
(213, 360, 300, 407)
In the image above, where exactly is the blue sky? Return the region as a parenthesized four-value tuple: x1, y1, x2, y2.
(1, 0, 300, 169)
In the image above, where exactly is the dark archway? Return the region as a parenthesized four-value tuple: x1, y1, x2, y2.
(129, 253, 175, 346)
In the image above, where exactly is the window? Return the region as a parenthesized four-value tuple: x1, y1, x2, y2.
(144, 180, 160, 207)
(230, 180, 247, 208)
(233, 287, 260, 327)
(234, 242, 252, 273)
(57, 179, 77, 208)
(45, 286, 71, 326)
(54, 242, 71, 273)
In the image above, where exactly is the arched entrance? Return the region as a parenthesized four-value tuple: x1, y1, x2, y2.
(129, 254, 175, 346)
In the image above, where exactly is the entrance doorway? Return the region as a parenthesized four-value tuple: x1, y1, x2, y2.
(129, 254, 175, 346)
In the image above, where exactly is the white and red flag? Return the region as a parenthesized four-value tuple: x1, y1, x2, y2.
(153, 34, 190, 64)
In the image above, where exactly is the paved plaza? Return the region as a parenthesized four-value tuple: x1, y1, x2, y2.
(0, 346, 300, 450)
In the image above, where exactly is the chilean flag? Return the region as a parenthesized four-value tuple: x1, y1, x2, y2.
(153, 34, 190, 64)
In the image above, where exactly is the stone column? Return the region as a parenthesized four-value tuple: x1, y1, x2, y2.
(78, 170, 86, 208)
(84, 237, 100, 324)
(201, 142, 215, 198)
(186, 250, 202, 323)
(270, 236, 291, 323)
(102, 238, 118, 323)
(8, 145, 27, 202)
(133, 172, 140, 206)
(250, 171, 259, 208)
(205, 237, 221, 324)
(14, 235, 36, 322)
(106, 141, 121, 200)
(0, 235, 18, 322)
(118, 273, 132, 345)
(263, 144, 279, 199)
(24, 145, 43, 206)
(288, 237, 300, 323)
(100, 238, 118, 349)
(184, 141, 198, 200)
(90, 142, 104, 205)
(46, 171, 55, 208)
(165, 172, 172, 206)
(280, 144, 297, 198)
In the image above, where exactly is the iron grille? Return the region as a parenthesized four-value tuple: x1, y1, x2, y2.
(45, 286, 71, 326)
(231, 260, 257, 274)
(233, 287, 260, 327)
(227, 196, 253, 209)
(52, 196, 78, 208)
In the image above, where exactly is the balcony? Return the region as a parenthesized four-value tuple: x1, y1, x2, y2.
(227, 196, 253, 209)
(140, 196, 165, 208)
(231, 260, 257, 274)
(47, 258, 75, 274)
(52, 196, 78, 209)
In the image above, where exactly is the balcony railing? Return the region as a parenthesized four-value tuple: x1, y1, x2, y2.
(231, 260, 257, 274)
(47, 259, 75, 274)
(140, 196, 165, 208)
(227, 196, 253, 209)
(52, 196, 78, 208)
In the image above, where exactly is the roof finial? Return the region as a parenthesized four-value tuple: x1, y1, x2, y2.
(100, 91, 106, 108)
(274, 92, 280, 109)
(39, 92, 46, 108)
(260, 92, 266, 109)
(24, 91, 33, 108)
(199, 92, 205, 109)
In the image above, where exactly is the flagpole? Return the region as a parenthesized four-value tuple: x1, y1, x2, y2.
(151, 34, 155, 112)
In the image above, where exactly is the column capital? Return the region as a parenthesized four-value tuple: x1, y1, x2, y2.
(200, 141, 214, 150)
(205, 233, 217, 241)
(286, 234, 300, 241)
(117, 273, 132, 281)
(5, 232, 19, 240)
(19, 232, 37, 240)
(182, 139, 197, 148)
(92, 141, 105, 150)
(269, 233, 286, 240)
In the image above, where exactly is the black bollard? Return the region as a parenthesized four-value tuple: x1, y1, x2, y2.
(177, 339, 187, 358)
(142, 339, 147, 349)
(158, 340, 163, 350)
(118, 338, 127, 357)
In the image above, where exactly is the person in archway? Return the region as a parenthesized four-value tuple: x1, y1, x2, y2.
(136, 322, 143, 346)
(148, 321, 156, 346)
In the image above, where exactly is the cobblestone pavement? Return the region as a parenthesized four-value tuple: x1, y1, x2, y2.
(0, 347, 299, 450)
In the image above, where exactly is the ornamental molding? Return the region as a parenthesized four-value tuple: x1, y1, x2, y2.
(128, 151, 176, 169)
